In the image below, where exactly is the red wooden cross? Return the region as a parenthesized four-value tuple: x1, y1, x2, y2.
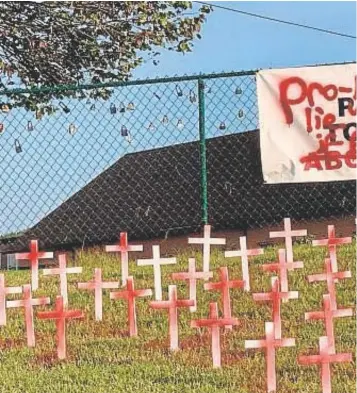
(262, 249, 303, 297)
(110, 276, 152, 337)
(37, 296, 84, 359)
(78, 268, 119, 321)
(269, 218, 307, 263)
(105, 232, 143, 286)
(305, 294, 353, 354)
(299, 336, 352, 393)
(191, 302, 239, 368)
(204, 266, 244, 330)
(245, 321, 295, 393)
(7, 284, 50, 347)
(253, 276, 298, 339)
(43, 253, 82, 307)
(224, 236, 264, 292)
(188, 225, 226, 277)
(15, 240, 53, 291)
(0, 274, 22, 326)
(172, 258, 213, 312)
(312, 225, 352, 279)
(150, 285, 194, 351)
(308, 258, 351, 311)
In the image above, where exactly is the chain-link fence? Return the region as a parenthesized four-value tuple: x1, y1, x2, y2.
(0, 68, 355, 253)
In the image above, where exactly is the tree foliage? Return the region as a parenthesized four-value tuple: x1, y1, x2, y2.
(0, 1, 211, 113)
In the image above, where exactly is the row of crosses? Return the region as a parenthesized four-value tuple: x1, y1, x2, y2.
(0, 218, 352, 393)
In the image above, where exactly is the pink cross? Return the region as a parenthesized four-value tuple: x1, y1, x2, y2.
(110, 276, 152, 337)
(245, 321, 295, 393)
(269, 218, 307, 263)
(15, 240, 53, 291)
(78, 268, 119, 321)
(0, 274, 22, 325)
(37, 295, 84, 359)
(253, 276, 298, 339)
(172, 258, 213, 312)
(43, 253, 82, 307)
(312, 225, 352, 279)
(204, 266, 244, 330)
(105, 232, 143, 286)
(298, 336, 352, 393)
(150, 285, 194, 351)
(137, 245, 176, 300)
(188, 225, 226, 277)
(6, 284, 50, 347)
(308, 258, 351, 311)
(224, 236, 264, 292)
(305, 294, 353, 354)
(191, 302, 240, 368)
(262, 249, 303, 298)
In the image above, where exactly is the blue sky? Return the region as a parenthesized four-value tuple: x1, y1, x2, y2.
(1, 1, 355, 235)
(133, 1, 356, 78)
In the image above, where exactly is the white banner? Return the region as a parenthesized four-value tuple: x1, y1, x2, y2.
(257, 63, 356, 183)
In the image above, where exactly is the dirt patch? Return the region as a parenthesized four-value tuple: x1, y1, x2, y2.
(0, 338, 23, 350)
(33, 352, 61, 368)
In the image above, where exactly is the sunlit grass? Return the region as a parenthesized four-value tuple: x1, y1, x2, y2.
(0, 243, 355, 393)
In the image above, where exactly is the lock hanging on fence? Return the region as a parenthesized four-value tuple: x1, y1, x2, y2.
(238, 109, 244, 118)
(177, 119, 184, 130)
(68, 123, 77, 135)
(1, 104, 10, 113)
(90, 104, 95, 110)
(148, 122, 155, 131)
(59, 102, 70, 114)
(119, 103, 125, 113)
(35, 109, 42, 120)
(121, 125, 128, 137)
(127, 102, 135, 111)
(175, 85, 183, 97)
(15, 139, 22, 153)
(219, 122, 226, 130)
(189, 90, 197, 103)
(162, 115, 169, 125)
(0, 123, 4, 134)
(27, 121, 34, 131)
(110, 103, 117, 114)
(235, 87, 243, 95)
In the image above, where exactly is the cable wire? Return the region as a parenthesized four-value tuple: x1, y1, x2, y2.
(195, 1, 357, 40)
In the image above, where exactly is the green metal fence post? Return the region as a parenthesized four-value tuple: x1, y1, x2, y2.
(198, 78, 208, 225)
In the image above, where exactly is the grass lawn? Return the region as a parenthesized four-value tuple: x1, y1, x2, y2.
(0, 243, 355, 393)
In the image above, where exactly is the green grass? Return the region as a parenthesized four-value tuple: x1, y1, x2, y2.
(0, 243, 355, 393)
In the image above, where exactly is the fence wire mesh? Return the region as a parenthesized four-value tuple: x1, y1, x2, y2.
(0, 70, 355, 253)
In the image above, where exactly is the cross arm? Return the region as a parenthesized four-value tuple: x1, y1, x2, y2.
(191, 318, 239, 328)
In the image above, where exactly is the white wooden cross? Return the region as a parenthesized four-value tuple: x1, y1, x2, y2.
(0, 274, 22, 325)
(43, 253, 82, 307)
(78, 268, 119, 321)
(137, 245, 176, 300)
(188, 224, 226, 277)
(7, 284, 50, 347)
(224, 236, 264, 291)
(105, 232, 143, 286)
(270, 218, 307, 263)
(172, 258, 213, 312)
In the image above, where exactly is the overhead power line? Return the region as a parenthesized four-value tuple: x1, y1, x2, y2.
(195, 1, 357, 40)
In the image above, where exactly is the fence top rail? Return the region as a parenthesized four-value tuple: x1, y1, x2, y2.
(0, 70, 258, 97)
(0, 60, 353, 97)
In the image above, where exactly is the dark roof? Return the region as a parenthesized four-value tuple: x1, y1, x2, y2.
(1, 130, 355, 253)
